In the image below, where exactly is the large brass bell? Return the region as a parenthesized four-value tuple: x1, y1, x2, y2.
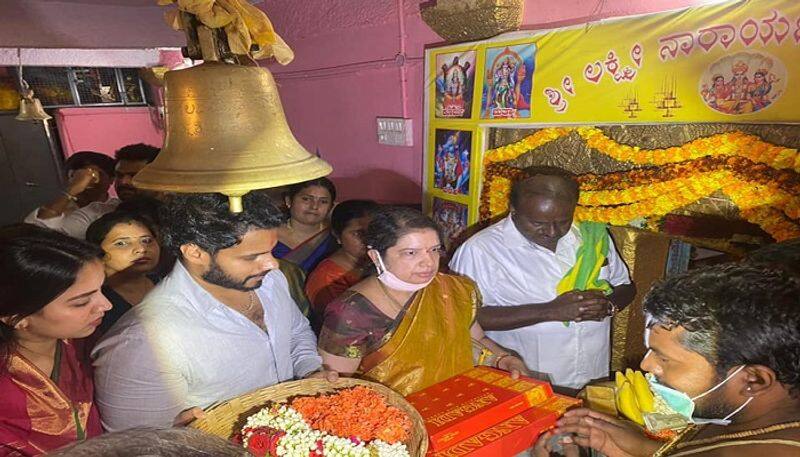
(16, 92, 52, 122)
(133, 61, 332, 212)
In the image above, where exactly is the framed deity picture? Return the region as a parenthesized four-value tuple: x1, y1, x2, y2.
(480, 43, 536, 119)
(435, 50, 477, 119)
(432, 197, 469, 248)
(433, 129, 472, 195)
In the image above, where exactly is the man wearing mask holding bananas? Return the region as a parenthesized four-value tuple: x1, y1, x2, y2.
(535, 263, 800, 456)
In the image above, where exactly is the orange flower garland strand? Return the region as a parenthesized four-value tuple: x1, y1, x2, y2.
(576, 127, 800, 172)
(483, 127, 572, 165)
(578, 171, 728, 207)
(289, 386, 412, 444)
(575, 176, 723, 226)
(479, 128, 800, 241)
(481, 128, 800, 172)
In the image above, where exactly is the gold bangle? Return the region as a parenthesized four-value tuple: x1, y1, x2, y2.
(494, 353, 511, 369)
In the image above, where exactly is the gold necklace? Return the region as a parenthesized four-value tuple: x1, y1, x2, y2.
(376, 278, 407, 314)
(675, 421, 800, 449)
(244, 291, 256, 312)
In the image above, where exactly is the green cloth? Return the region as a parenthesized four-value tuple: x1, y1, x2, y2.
(556, 221, 613, 295)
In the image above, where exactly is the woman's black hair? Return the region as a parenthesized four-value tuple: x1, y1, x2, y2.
(363, 206, 443, 256)
(285, 177, 337, 202)
(85, 210, 158, 247)
(330, 200, 379, 238)
(0, 224, 102, 368)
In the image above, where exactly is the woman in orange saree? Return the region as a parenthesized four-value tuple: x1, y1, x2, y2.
(318, 207, 528, 396)
(306, 200, 378, 332)
(0, 225, 110, 456)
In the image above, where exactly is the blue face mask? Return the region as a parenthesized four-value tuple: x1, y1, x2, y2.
(646, 360, 753, 426)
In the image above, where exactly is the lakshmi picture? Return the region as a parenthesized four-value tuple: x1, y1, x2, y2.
(481, 43, 536, 119)
(431, 197, 469, 248)
(433, 129, 471, 195)
(699, 51, 786, 116)
(435, 50, 476, 118)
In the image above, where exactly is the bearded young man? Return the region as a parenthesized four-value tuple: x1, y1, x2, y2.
(539, 263, 800, 457)
(92, 192, 333, 431)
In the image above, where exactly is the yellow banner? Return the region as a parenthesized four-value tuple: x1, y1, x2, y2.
(424, 0, 800, 233)
(428, 0, 800, 124)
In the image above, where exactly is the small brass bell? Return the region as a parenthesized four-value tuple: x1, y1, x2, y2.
(133, 61, 332, 212)
(16, 92, 52, 122)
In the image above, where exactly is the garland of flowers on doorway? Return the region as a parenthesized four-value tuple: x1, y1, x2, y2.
(480, 128, 800, 241)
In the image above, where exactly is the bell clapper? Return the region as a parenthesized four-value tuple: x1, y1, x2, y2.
(227, 193, 247, 213)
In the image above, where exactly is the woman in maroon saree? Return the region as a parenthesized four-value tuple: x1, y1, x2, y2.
(0, 224, 110, 456)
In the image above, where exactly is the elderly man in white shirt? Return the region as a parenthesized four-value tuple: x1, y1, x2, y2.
(450, 168, 635, 390)
(92, 192, 332, 431)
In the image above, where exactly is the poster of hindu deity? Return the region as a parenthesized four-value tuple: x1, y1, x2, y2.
(481, 43, 536, 119)
(432, 197, 469, 248)
(435, 50, 476, 118)
(699, 51, 787, 116)
(433, 129, 471, 195)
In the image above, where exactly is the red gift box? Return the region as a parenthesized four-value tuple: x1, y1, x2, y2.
(427, 395, 581, 457)
(406, 367, 554, 451)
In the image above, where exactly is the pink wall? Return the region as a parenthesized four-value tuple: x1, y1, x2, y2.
(3, 0, 713, 204)
(0, 1, 183, 49)
(261, 0, 712, 204)
(56, 107, 164, 158)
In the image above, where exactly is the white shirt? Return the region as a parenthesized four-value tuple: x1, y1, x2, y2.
(24, 197, 119, 239)
(449, 216, 630, 389)
(91, 262, 322, 431)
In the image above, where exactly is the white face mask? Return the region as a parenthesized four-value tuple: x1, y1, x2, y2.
(371, 250, 434, 292)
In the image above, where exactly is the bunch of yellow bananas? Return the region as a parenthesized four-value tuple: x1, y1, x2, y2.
(615, 369, 655, 426)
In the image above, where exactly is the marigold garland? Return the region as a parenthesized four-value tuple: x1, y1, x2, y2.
(579, 171, 728, 207)
(576, 128, 800, 172)
(478, 131, 800, 241)
(738, 207, 800, 241)
(483, 127, 571, 165)
(574, 176, 724, 226)
(481, 128, 800, 172)
(578, 156, 800, 195)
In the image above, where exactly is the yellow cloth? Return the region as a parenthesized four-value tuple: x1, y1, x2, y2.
(360, 274, 479, 396)
(159, 0, 294, 64)
(556, 221, 612, 296)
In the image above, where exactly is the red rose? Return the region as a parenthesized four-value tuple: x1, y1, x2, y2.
(247, 433, 271, 457)
(246, 427, 285, 457)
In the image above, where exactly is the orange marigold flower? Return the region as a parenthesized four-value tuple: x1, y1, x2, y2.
(290, 386, 412, 444)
